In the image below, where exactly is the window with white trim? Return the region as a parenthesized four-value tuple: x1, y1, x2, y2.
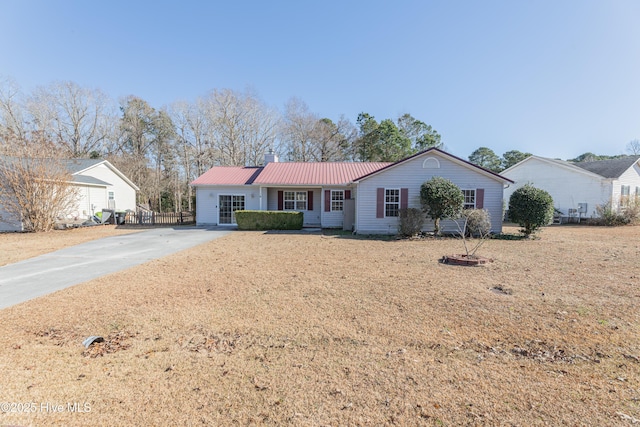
(385, 189, 400, 217)
(107, 191, 115, 209)
(284, 191, 307, 210)
(331, 190, 344, 211)
(621, 185, 631, 197)
(462, 189, 476, 209)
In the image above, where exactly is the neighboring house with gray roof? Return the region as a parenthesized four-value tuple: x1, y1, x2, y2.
(502, 155, 640, 221)
(0, 158, 139, 231)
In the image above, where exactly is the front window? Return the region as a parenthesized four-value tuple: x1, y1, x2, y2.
(385, 189, 400, 217)
(284, 191, 307, 210)
(462, 189, 476, 209)
(331, 190, 344, 211)
(621, 185, 631, 197)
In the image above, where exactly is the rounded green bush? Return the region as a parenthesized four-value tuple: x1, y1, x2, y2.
(508, 184, 554, 236)
(420, 177, 463, 235)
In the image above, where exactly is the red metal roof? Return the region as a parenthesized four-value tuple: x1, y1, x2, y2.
(190, 166, 263, 185)
(190, 148, 514, 187)
(253, 162, 391, 185)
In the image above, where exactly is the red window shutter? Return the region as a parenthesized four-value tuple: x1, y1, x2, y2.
(476, 188, 484, 209)
(308, 190, 314, 211)
(400, 188, 408, 209)
(324, 190, 331, 212)
(277, 191, 283, 210)
(376, 188, 384, 218)
(345, 190, 351, 200)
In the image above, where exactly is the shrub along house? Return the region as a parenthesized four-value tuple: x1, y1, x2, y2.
(191, 148, 513, 234)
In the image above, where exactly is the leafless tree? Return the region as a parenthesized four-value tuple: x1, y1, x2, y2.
(0, 76, 28, 142)
(205, 89, 279, 166)
(0, 135, 79, 232)
(169, 99, 224, 210)
(281, 98, 317, 162)
(2, 76, 364, 216)
(24, 88, 58, 143)
(240, 92, 281, 165)
(281, 98, 353, 162)
(171, 100, 208, 176)
(627, 139, 640, 155)
(26, 81, 114, 157)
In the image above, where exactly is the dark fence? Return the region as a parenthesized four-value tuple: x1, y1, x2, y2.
(123, 211, 195, 226)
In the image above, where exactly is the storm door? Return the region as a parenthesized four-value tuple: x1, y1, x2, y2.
(219, 195, 245, 225)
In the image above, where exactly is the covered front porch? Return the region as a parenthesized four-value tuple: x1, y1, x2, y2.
(259, 186, 352, 229)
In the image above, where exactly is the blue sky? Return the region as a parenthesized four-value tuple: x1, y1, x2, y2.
(1, 0, 639, 160)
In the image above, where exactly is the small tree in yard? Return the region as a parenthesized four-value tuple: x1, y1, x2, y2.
(420, 177, 463, 235)
(454, 209, 492, 257)
(508, 184, 554, 237)
(0, 136, 79, 232)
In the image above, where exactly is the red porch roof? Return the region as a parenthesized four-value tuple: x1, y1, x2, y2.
(190, 166, 263, 185)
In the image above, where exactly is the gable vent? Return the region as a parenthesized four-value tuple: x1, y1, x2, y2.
(423, 157, 440, 169)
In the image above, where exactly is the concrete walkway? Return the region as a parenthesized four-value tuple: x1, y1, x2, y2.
(0, 227, 231, 310)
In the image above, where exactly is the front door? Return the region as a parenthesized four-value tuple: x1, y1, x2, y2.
(219, 195, 245, 225)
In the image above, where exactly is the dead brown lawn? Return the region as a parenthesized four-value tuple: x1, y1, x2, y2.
(0, 225, 638, 426)
(0, 225, 140, 267)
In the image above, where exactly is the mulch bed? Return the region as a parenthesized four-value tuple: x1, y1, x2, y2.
(441, 254, 493, 266)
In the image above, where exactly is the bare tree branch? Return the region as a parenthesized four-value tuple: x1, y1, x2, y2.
(0, 135, 79, 232)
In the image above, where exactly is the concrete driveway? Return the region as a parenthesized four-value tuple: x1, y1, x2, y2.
(0, 227, 231, 310)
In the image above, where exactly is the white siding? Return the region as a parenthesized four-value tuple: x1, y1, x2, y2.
(266, 188, 278, 212)
(355, 153, 506, 234)
(73, 186, 90, 219)
(266, 188, 321, 226)
(53, 184, 109, 220)
(610, 179, 622, 210)
(88, 186, 108, 216)
(80, 163, 137, 211)
(617, 162, 640, 208)
(320, 187, 350, 228)
(502, 158, 611, 218)
(195, 185, 261, 225)
(71, 185, 107, 219)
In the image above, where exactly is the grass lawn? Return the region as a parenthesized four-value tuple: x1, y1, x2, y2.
(0, 225, 638, 425)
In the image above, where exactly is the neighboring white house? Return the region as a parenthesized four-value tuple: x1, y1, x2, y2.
(191, 148, 513, 234)
(0, 158, 139, 232)
(501, 155, 640, 221)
